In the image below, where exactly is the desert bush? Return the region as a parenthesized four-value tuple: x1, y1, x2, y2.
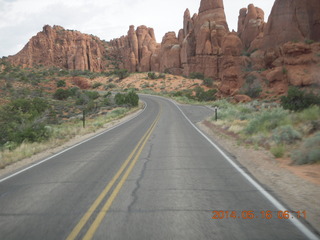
(195, 87, 217, 102)
(281, 87, 320, 111)
(0, 98, 51, 147)
(291, 133, 320, 164)
(84, 91, 100, 100)
(270, 144, 285, 158)
(92, 82, 102, 89)
(68, 87, 80, 96)
(148, 72, 157, 79)
(53, 89, 71, 100)
(244, 108, 289, 135)
(114, 93, 126, 105)
(189, 72, 205, 80)
(113, 69, 129, 80)
(241, 75, 262, 98)
(147, 72, 166, 80)
(114, 91, 139, 107)
(272, 125, 302, 144)
(105, 83, 117, 90)
(203, 78, 213, 87)
(56, 80, 66, 87)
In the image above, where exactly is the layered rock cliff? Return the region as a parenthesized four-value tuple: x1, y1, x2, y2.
(8, 25, 107, 72)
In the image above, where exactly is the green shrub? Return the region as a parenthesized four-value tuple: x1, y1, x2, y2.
(147, 72, 166, 80)
(84, 91, 100, 100)
(291, 133, 320, 165)
(53, 89, 71, 100)
(114, 93, 126, 105)
(0, 98, 51, 147)
(114, 91, 139, 107)
(195, 87, 217, 102)
(241, 75, 262, 98)
(271, 145, 285, 158)
(203, 78, 213, 87)
(92, 82, 102, 89)
(56, 80, 66, 87)
(125, 91, 139, 107)
(105, 83, 117, 90)
(68, 87, 80, 96)
(189, 72, 205, 80)
(281, 87, 320, 111)
(244, 108, 289, 135)
(305, 39, 314, 45)
(272, 125, 302, 144)
(113, 69, 129, 80)
(148, 72, 157, 79)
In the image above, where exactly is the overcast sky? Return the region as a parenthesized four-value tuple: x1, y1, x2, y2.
(0, 0, 274, 57)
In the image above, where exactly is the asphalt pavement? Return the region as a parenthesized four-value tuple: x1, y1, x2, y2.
(0, 95, 318, 240)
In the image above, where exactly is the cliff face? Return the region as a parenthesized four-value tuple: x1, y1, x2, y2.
(8, 25, 107, 72)
(110, 25, 159, 73)
(110, 0, 320, 96)
(6, 0, 320, 97)
(262, 0, 320, 49)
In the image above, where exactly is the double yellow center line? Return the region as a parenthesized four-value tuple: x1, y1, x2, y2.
(66, 109, 161, 240)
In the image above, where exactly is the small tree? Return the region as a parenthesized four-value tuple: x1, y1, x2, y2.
(281, 87, 320, 111)
(56, 80, 66, 87)
(53, 89, 71, 100)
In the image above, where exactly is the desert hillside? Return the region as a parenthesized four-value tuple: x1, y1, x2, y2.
(2, 0, 319, 99)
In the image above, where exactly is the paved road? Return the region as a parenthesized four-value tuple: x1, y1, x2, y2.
(0, 95, 318, 240)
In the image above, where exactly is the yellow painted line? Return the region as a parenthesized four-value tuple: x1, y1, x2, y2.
(66, 110, 161, 240)
(82, 111, 161, 240)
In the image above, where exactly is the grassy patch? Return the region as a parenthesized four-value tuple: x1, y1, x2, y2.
(271, 144, 286, 158)
(0, 105, 141, 169)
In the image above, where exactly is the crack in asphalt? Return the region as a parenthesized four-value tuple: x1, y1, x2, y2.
(127, 143, 154, 212)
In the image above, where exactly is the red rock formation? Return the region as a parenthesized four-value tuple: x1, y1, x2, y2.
(180, 0, 230, 78)
(8, 25, 107, 72)
(237, 4, 265, 50)
(110, 25, 159, 72)
(262, 0, 320, 49)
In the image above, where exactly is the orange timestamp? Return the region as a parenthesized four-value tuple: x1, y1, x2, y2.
(212, 210, 307, 220)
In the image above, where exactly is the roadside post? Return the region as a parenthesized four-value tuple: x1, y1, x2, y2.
(214, 106, 218, 121)
(83, 110, 86, 128)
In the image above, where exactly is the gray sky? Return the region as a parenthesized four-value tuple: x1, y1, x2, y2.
(0, 0, 274, 57)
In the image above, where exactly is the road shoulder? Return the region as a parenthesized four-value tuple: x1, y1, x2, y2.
(0, 107, 144, 180)
(197, 120, 320, 233)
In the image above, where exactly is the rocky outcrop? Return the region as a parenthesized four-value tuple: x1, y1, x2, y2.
(110, 0, 231, 78)
(262, 0, 320, 49)
(237, 4, 265, 51)
(110, 25, 159, 72)
(8, 25, 107, 71)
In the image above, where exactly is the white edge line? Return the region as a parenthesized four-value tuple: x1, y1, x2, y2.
(173, 100, 319, 240)
(146, 94, 319, 240)
(0, 101, 147, 184)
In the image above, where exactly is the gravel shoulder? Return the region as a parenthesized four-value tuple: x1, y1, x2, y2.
(198, 120, 320, 234)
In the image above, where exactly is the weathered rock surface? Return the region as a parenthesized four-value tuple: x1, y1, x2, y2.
(6, 0, 320, 97)
(262, 0, 320, 49)
(110, 25, 159, 73)
(8, 25, 107, 71)
(237, 4, 265, 50)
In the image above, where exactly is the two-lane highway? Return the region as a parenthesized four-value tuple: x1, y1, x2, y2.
(0, 95, 318, 239)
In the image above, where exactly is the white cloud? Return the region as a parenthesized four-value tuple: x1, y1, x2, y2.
(0, 0, 274, 57)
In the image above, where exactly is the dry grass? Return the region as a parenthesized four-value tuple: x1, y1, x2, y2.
(0, 105, 141, 169)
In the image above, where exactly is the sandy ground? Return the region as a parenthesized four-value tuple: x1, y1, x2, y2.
(198, 120, 320, 233)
